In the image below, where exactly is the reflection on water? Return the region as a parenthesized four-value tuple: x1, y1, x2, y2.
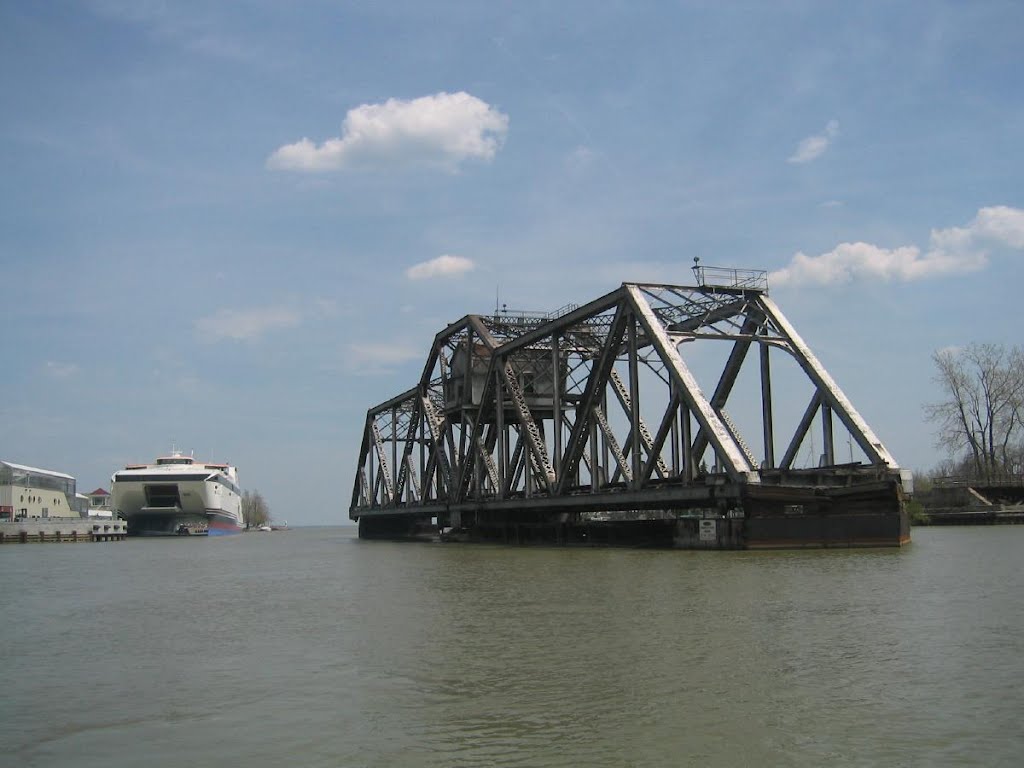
(1, 527, 1022, 767)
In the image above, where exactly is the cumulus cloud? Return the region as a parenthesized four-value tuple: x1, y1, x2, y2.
(971, 205, 1024, 248)
(195, 307, 301, 341)
(406, 254, 476, 280)
(565, 145, 595, 172)
(771, 205, 1024, 287)
(44, 361, 79, 379)
(348, 343, 422, 375)
(267, 91, 509, 173)
(787, 119, 839, 164)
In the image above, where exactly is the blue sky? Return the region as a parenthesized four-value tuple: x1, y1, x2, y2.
(2, 1, 1022, 525)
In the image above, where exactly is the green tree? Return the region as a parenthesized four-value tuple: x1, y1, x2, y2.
(925, 343, 1024, 481)
(242, 490, 271, 528)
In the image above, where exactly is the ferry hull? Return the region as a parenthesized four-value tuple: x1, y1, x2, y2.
(126, 509, 207, 537)
(207, 511, 244, 536)
(122, 508, 244, 536)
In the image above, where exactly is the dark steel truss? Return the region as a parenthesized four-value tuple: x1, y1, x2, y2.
(350, 279, 899, 521)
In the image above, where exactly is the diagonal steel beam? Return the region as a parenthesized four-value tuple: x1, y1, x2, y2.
(358, 467, 369, 507)
(667, 297, 748, 333)
(609, 369, 669, 480)
(504, 432, 526, 497)
(469, 317, 554, 494)
(758, 295, 896, 467)
(421, 395, 452, 495)
(781, 390, 823, 470)
(642, 391, 681, 482)
(351, 416, 373, 511)
(404, 453, 421, 502)
(556, 304, 630, 494)
(370, 418, 394, 504)
(592, 404, 632, 484)
(691, 312, 765, 460)
(626, 284, 758, 482)
(394, 395, 421, 502)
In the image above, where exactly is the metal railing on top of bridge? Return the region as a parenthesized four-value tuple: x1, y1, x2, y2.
(932, 476, 1024, 488)
(490, 301, 580, 326)
(691, 261, 769, 292)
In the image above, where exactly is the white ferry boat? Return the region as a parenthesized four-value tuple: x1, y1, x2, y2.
(111, 451, 243, 536)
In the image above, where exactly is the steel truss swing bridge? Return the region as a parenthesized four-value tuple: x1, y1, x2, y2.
(351, 267, 910, 548)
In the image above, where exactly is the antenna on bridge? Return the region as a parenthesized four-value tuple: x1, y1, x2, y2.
(692, 256, 702, 285)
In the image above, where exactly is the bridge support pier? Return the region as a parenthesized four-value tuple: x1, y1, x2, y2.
(358, 514, 432, 541)
(355, 475, 908, 548)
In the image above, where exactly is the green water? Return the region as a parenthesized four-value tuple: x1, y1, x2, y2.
(1, 526, 1021, 767)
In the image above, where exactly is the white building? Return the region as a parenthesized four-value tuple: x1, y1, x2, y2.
(83, 487, 114, 519)
(0, 460, 78, 521)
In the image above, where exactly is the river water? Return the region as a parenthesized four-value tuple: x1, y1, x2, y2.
(1, 526, 1022, 767)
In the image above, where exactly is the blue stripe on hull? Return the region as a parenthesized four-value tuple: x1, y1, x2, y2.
(206, 511, 244, 536)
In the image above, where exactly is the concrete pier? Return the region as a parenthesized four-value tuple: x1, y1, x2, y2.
(357, 475, 909, 550)
(0, 519, 127, 544)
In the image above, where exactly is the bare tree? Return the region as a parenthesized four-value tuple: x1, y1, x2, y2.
(925, 343, 1024, 481)
(242, 490, 271, 528)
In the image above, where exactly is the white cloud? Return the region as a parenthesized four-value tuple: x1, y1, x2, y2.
(347, 343, 422, 375)
(195, 307, 300, 341)
(267, 92, 509, 173)
(971, 205, 1024, 248)
(770, 242, 973, 286)
(565, 145, 595, 172)
(770, 205, 1024, 287)
(310, 298, 341, 318)
(44, 361, 79, 379)
(406, 254, 476, 280)
(787, 119, 839, 164)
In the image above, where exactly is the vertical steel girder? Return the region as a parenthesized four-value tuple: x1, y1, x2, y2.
(350, 282, 900, 518)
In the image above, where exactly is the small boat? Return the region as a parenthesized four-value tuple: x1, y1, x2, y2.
(257, 525, 272, 532)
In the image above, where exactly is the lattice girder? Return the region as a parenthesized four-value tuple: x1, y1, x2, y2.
(350, 282, 899, 519)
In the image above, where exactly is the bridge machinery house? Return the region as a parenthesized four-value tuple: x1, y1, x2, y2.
(0, 460, 78, 521)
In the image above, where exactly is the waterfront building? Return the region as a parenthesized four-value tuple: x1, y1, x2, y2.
(0, 460, 78, 521)
(83, 487, 114, 519)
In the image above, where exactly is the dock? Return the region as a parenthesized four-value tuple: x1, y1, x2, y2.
(0, 519, 128, 544)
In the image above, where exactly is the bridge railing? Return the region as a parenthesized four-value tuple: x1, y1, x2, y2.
(932, 475, 1024, 488)
(691, 265, 768, 291)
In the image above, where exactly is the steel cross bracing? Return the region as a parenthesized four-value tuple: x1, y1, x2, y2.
(350, 281, 899, 521)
